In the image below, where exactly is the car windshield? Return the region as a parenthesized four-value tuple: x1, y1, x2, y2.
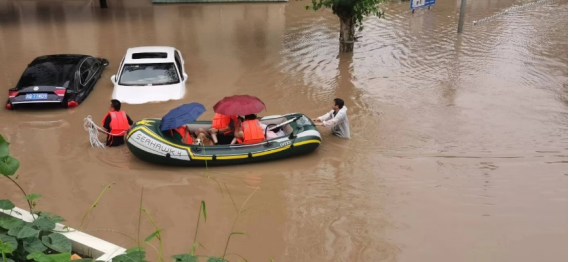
(118, 63, 179, 86)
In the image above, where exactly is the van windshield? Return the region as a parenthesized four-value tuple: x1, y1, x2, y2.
(118, 63, 179, 86)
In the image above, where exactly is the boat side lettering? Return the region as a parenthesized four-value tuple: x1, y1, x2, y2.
(280, 141, 291, 147)
(133, 132, 185, 157)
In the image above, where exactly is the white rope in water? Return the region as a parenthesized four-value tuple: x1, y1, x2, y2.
(83, 116, 107, 148)
(83, 115, 126, 148)
(473, 0, 557, 25)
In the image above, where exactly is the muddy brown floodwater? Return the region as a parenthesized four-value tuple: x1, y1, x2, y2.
(0, 0, 567, 261)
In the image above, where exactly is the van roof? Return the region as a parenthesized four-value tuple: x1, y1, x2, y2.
(123, 46, 178, 64)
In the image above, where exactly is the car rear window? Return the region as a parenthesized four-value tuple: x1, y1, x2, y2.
(132, 52, 168, 59)
(16, 61, 75, 89)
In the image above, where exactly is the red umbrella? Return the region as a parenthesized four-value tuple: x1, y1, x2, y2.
(213, 95, 266, 116)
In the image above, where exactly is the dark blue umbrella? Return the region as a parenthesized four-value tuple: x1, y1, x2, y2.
(159, 102, 206, 131)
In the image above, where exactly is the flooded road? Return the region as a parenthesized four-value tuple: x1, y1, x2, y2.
(0, 0, 567, 261)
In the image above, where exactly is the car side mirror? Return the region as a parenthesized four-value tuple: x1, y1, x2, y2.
(102, 59, 110, 67)
(183, 73, 188, 81)
(110, 75, 116, 84)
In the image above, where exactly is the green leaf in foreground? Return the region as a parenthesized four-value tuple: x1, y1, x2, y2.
(7, 226, 22, 237)
(0, 238, 15, 254)
(144, 230, 161, 242)
(28, 252, 71, 262)
(0, 200, 15, 210)
(112, 251, 147, 262)
(0, 217, 24, 230)
(34, 211, 65, 223)
(0, 135, 9, 158)
(125, 247, 145, 254)
(124, 251, 145, 261)
(25, 194, 42, 201)
(23, 237, 48, 253)
(111, 254, 134, 262)
(46, 253, 72, 262)
(17, 226, 40, 239)
(0, 156, 20, 176)
(206, 257, 228, 262)
(0, 234, 17, 251)
(32, 217, 56, 231)
(172, 254, 198, 262)
(27, 252, 49, 262)
(41, 233, 71, 253)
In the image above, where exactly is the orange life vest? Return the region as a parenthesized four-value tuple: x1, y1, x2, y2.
(237, 119, 265, 144)
(102, 111, 129, 137)
(212, 113, 237, 135)
(170, 126, 193, 144)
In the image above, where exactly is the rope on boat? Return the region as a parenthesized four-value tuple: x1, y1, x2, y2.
(83, 115, 126, 148)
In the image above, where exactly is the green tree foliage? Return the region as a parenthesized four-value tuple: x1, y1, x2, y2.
(306, 0, 384, 52)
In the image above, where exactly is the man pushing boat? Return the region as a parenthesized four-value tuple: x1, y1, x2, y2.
(312, 98, 350, 139)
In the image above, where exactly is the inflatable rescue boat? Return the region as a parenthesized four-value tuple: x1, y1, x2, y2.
(125, 113, 321, 166)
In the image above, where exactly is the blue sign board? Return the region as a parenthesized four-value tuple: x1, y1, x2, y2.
(410, 0, 435, 10)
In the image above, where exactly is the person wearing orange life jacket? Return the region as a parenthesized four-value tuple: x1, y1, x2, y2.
(232, 114, 265, 145)
(209, 113, 238, 145)
(169, 125, 194, 144)
(102, 99, 133, 147)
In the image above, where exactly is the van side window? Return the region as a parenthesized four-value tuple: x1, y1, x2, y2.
(117, 56, 125, 80)
(174, 51, 184, 80)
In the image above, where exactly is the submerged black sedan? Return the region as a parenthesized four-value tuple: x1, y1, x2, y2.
(6, 54, 109, 110)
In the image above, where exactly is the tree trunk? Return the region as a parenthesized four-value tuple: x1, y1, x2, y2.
(339, 16, 356, 53)
(100, 0, 108, 8)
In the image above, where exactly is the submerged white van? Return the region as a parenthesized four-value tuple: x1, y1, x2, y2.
(111, 46, 188, 104)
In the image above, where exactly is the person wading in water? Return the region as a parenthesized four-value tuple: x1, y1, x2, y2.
(312, 98, 351, 139)
(101, 99, 134, 147)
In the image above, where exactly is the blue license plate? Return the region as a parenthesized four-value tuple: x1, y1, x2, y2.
(25, 93, 48, 100)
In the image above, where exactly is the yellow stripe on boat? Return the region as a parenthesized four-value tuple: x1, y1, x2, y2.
(293, 139, 321, 147)
(216, 155, 249, 160)
(252, 146, 289, 157)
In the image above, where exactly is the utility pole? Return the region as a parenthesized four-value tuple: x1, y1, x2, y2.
(457, 0, 467, 33)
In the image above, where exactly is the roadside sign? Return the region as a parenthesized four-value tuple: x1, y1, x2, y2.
(411, 0, 435, 10)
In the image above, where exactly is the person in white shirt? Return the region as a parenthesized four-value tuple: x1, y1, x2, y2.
(312, 98, 350, 139)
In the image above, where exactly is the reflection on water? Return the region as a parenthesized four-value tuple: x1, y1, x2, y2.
(0, 0, 566, 261)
